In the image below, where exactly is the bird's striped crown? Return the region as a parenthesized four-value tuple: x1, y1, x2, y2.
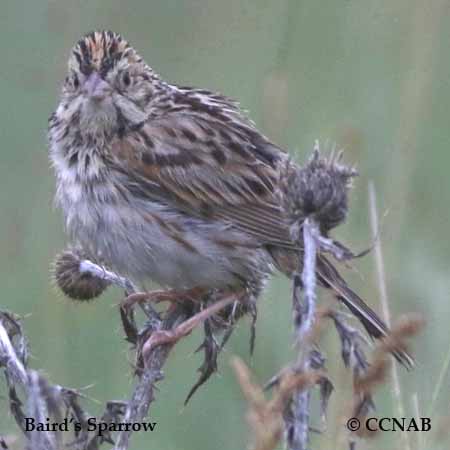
(69, 30, 142, 77)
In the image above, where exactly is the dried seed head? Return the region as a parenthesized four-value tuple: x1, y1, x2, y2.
(378, 314, 423, 365)
(281, 144, 357, 233)
(52, 248, 109, 301)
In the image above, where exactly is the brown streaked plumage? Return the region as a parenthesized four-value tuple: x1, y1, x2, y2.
(48, 31, 412, 367)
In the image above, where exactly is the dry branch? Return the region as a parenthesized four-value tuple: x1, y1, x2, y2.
(1, 259, 242, 450)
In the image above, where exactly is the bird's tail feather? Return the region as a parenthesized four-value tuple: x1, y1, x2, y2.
(316, 255, 414, 369)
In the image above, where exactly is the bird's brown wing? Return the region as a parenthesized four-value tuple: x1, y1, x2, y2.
(111, 112, 295, 247)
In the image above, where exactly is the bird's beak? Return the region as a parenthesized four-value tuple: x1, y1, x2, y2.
(84, 72, 110, 101)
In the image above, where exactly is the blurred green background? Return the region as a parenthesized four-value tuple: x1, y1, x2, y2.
(1, 0, 449, 449)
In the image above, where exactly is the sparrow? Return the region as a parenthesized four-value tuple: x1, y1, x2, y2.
(48, 31, 412, 367)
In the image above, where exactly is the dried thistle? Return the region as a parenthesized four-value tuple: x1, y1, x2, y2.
(385, 314, 425, 347)
(276, 142, 421, 450)
(279, 143, 360, 450)
(52, 248, 110, 301)
(280, 144, 357, 233)
(231, 357, 320, 450)
(348, 314, 423, 440)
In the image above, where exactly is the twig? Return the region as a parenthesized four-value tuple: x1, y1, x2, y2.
(25, 372, 58, 450)
(0, 318, 27, 385)
(113, 323, 175, 450)
(79, 259, 137, 293)
(0, 313, 60, 450)
(115, 291, 238, 449)
(286, 218, 320, 450)
(280, 142, 362, 450)
(299, 218, 319, 341)
(232, 357, 320, 450)
(2, 255, 242, 450)
(368, 182, 411, 450)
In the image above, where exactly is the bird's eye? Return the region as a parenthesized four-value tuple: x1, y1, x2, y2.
(121, 71, 131, 88)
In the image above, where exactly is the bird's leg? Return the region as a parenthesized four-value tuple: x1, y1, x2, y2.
(121, 286, 208, 311)
(141, 290, 245, 364)
(119, 287, 208, 345)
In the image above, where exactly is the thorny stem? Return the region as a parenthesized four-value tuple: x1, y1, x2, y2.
(0, 320, 27, 385)
(116, 291, 240, 450)
(79, 259, 137, 293)
(79, 259, 226, 450)
(288, 218, 319, 450)
(2, 258, 240, 450)
(26, 372, 58, 450)
(114, 306, 186, 450)
(114, 349, 169, 450)
(300, 218, 318, 341)
(0, 317, 56, 450)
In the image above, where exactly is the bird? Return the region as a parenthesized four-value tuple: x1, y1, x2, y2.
(48, 31, 412, 367)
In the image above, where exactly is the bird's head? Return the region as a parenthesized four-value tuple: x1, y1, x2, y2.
(56, 31, 161, 138)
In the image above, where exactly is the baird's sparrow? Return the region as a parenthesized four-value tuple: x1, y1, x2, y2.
(48, 31, 411, 366)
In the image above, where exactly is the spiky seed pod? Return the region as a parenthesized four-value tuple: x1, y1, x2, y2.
(281, 146, 358, 233)
(52, 248, 110, 301)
